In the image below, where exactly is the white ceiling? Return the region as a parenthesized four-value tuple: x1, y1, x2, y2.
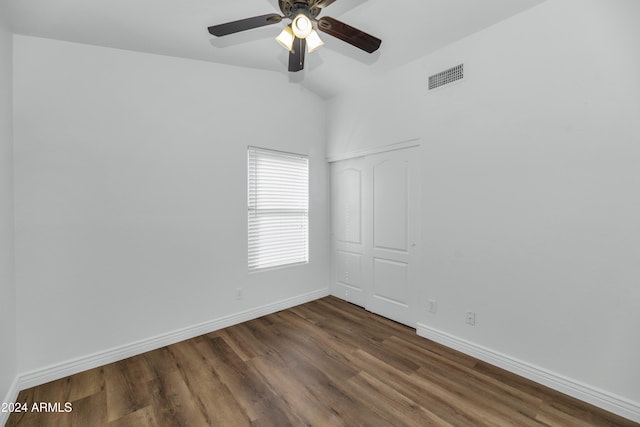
(7, 0, 546, 99)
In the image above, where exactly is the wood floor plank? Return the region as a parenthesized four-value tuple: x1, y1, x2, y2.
(169, 339, 252, 427)
(108, 405, 158, 427)
(271, 313, 360, 383)
(195, 335, 294, 424)
(147, 370, 210, 427)
(8, 296, 637, 426)
(349, 348, 489, 426)
(413, 364, 548, 426)
(65, 366, 105, 402)
(473, 360, 639, 427)
(103, 361, 153, 423)
(409, 352, 546, 425)
(384, 332, 478, 370)
(71, 390, 108, 426)
(348, 371, 451, 427)
(383, 334, 543, 417)
(250, 356, 345, 426)
(211, 329, 253, 362)
(143, 345, 179, 379)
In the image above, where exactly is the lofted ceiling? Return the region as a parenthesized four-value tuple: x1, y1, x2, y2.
(7, 0, 546, 99)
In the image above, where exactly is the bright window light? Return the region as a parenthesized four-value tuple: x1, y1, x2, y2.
(248, 147, 309, 271)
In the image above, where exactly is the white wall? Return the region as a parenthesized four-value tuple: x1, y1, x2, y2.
(13, 35, 329, 374)
(328, 0, 640, 413)
(0, 2, 17, 411)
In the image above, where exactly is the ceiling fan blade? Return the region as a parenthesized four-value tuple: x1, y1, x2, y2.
(208, 14, 282, 37)
(317, 16, 381, 53)
(288, 37, 306, 72)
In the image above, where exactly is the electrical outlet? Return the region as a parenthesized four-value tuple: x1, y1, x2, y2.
(428, 299, 437, 314)
(345, 289, 349, 298)
(236, 288, 243, 300)
(466, 311, 476, 326)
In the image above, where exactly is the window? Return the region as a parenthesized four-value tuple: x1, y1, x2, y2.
(248, 147, 309, 271)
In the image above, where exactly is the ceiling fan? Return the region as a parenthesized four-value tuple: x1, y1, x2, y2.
(208, 0, 382, 72)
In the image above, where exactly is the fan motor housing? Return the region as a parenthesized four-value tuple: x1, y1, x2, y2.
(279, 0, 321, 19)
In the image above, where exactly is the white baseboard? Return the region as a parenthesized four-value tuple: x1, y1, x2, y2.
(416, 323, 640, 424)
(1, 376, 20, 427)
(17, 288, 329, 392)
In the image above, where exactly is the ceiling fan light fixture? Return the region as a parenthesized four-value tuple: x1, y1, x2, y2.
(208, 1, 382, 73)
(292, 14, 312, 39)
(306, 29, 324, 53)
(275, 25, 295, 51)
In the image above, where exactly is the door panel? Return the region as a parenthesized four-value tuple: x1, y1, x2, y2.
(331, 159, 366, 307)
(335, 167, 362, 244)
(331, 146, 420, 326)
(336, 250, 363, 290)
(367, 148, 419, 326)
(372, 257, 409, 306)
(373, 159, 409, 252)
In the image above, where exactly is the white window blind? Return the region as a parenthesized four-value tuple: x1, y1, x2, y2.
(248, 147, 309, 271)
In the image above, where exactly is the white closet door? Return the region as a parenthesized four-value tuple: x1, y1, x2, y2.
(330, 157, 366, 307)
(331, 147, 420, 327)
(364, 147, 420, 326)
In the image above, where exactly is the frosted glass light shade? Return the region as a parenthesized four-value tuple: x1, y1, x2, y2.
(276, 26, 295, 51)
(292, 14, 312, 39)
(306, 30, 324, 53)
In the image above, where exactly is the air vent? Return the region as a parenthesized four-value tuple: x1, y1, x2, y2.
(428, 64, 464, 90)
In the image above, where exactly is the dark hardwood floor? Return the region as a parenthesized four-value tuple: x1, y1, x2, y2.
(7, 296, 638, 426)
